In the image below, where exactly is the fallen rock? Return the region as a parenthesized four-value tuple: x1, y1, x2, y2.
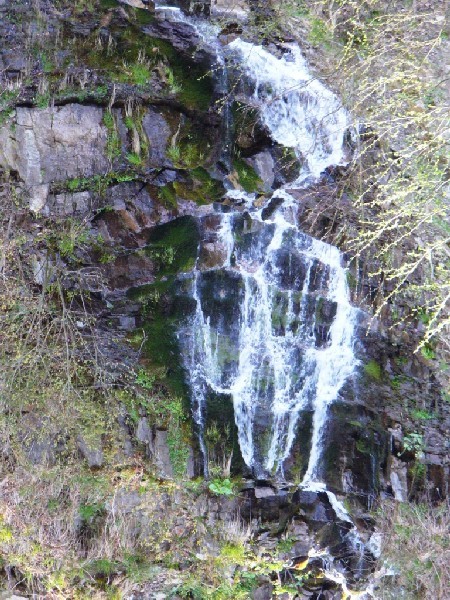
(76, 434, 104, 469)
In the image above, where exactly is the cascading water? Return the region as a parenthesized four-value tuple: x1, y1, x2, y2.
(153, 2, 374, 592)
(179, 192, 359, 481)
(227, 39, 349, 183)
(167, 16, 357, 483)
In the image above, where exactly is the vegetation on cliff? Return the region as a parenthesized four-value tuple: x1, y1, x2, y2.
(0, 0, 449, 598)
(271, 0, 449, 354)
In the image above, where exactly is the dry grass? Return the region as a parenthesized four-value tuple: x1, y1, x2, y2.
(376, 499, 450, 599)
(220, 513, 252, 547)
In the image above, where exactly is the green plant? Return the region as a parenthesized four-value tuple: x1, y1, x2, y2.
(121, 553, 158, 583)
(410, 409, 434, 421)
(208, 478, 234, 496)
(219, 542, 246, 564)
(277, 537, 295, 552)
(54, 220, 90, 260)
(79, 501, 105, 522)
(420, 344, 436, 361)
(165, 66, 182, 94)
(364, 360, 382, 381)
(0, 518, 13, 544)
(135, 369, 155, 391)
(36, 91, 51, 108)
(121, 61, 151, 86)
(167, 144, 181, 165)
(126, 152, 143, 167)
(170, 579, 206, 599)
(308, 16, 332, 47)
(0, 89, 19, 125)
(103, 111, 121, 161)
(158, 184, 177, 207)
(40, 52, 54, 73)
(402, 432, 424, 458)
(85, 558, 117, 578)
(232, 157, 262, 193)
(99, 251, 115, 264)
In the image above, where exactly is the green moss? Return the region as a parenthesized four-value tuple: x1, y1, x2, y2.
(133, 7, 156, 25)
(145, 216, 199, 276)
(172, 171, 224, 206)
(355, 438, 370, 454)
(364, 359, 382, 381)
(219, 543, 246, 565)
(127, 218, 199, 395)
(102, 111, 121, 161)
(119, 62, 151, 86)
(79, 22, 212, 110)
(158, 184, 177, 208)
(191, 167, 225, 201)
(232, 157, 262, 193)
(410, 408, 434, 421)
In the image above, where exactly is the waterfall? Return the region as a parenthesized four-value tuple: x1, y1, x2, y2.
(154, 1, 358, 486)
(227, 39, 349, 182)
(179, 193, 359, 481)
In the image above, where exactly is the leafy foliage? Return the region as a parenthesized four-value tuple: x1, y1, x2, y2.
(208, 478, 234, 496)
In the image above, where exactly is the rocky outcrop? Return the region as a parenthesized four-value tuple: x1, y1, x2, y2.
(211, 0, 250, 20)
(0, 105, 108, 212)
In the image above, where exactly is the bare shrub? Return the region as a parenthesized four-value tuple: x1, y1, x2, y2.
(376, 500, 450, 599)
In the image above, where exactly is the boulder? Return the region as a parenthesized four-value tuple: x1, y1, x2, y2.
(18, 413, 64, 467)
(211, 0, 249, 20)
(245, 151, 275, 191)
(0, 104, 108, 212)
(252, 583, 273, 600)
(143, 108, 173, 168)
(76, 435, 104, 469)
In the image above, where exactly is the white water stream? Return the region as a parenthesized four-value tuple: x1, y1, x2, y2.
(228, 39, 348, 182)
(153, 2, 374, 594)
(160, 7, 357, 481)
(181, 192, 359, 481)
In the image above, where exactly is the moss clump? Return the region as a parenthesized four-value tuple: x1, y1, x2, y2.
(158, 183, 177, 208)
(128, 217, 199, 395)
(119, 62, 151, 86)
(79, 20, 213, 110)
(172, 168, 224, 206)
(364, 359, 382, 381)
(61, 171, 136, 195)
(145, 216, 199, 276)
(232, 157, 262, 193)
